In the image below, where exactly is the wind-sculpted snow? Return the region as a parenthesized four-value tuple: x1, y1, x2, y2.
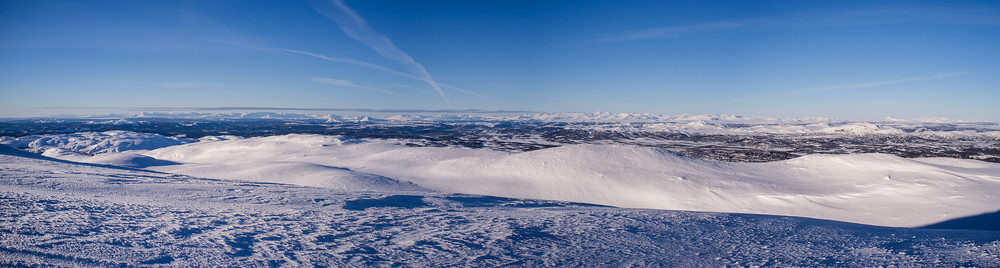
(4, 130, 999, 226)
(137, 134, 1000, 227)
(0, 130, 194, 155)
(2, 149, 999, 266)
(42, 149, 180, 169)
(157, 161, 424, 192)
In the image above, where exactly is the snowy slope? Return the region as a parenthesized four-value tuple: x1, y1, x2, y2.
(135, 135, 422, 191)
(41, 149, 180, 168)
(2, 147, 999, 266)
(140, 134, 1000, 227)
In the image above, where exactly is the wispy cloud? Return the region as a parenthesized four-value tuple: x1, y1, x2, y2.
(309, 77, 401, 96)
(600, 21, 749, 42)
(313, 0, 448, 103)
(162, 82, 224, 89)
(729, 72, 968, 102)
(601, 7, 1000, 42)
(282, 48, 487, 98)
(283, 48, 415, 78)
(87, 79, 224, 89)
(801, 72, 967, 93)
(434, 82, 487, 99)
(386, 83, 413, 88)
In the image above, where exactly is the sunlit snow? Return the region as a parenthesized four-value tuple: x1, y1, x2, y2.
(2, 146, 998, 266)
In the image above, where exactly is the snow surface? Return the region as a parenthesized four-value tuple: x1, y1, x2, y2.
(2, 147, 999, 266)
(4, 130, 999, 228)
(132, 134, 1000, 227)
(0, 131, 194, 155)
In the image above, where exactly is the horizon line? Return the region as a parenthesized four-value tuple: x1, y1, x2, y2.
(14, 106, 541, 114)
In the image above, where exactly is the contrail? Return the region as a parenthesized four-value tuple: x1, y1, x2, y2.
(728, 72, 969, 102)
(283, 48, 486, 98)
(601, 21, 747, 42)
(283, 48, 415, 78)
(802, 72, 968, 93)
(601, 7, 1000, 42)
(439, 82, 486, 99)
(309, 77, 401, 96)
(314, 0, 448, 103)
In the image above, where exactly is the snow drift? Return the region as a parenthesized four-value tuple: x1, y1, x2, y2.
(4, 149, 998, 266)
(137, 134, 1000, 227)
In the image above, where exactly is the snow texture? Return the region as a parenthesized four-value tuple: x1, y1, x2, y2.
(6, 131, 990, 228)
(2, 147, 999, 267)
(135, 135, 1000, 228)
(0, 131, 194, 155)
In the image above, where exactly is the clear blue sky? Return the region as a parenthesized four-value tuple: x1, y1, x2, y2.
(2, 0, 999, 120)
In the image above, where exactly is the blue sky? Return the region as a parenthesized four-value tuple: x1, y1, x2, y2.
(1, 0, 999, 120)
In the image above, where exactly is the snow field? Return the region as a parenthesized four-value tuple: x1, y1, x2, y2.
(137, 134, 1000, 227)
(2, 150, 998, 266)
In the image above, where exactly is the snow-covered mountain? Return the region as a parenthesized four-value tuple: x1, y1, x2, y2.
(0, 130, 194, 155)
(8, 112, 1000, 144)
(15, 111, 997, 125)
(5, 113, 999, 164)
(2, 145, 998, 266)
